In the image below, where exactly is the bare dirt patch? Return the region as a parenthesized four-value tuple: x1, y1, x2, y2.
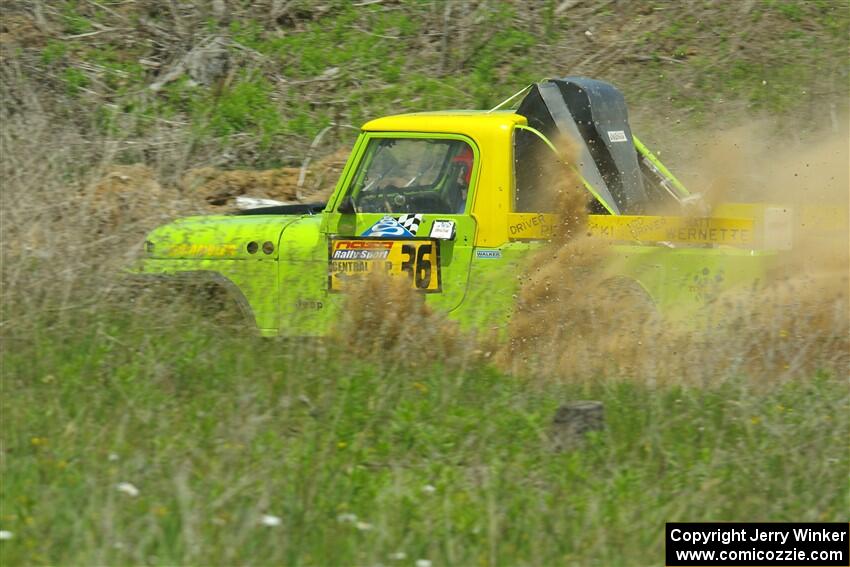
(79, 164, 184, 234)
(179, 148, 349, 209)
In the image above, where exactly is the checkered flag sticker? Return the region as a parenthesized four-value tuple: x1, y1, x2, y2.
(396, 214, 424, 236)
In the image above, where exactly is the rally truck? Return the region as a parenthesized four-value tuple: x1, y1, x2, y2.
(135, 77, 791, 337)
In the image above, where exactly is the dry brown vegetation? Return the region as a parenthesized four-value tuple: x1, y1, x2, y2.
(333, 271, 473, 371)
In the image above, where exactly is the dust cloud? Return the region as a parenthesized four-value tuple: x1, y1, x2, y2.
(499, 123, 849, 385)
(690, 121, 849, 270)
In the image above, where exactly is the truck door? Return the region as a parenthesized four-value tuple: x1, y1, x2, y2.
(324, 133, 478, 312)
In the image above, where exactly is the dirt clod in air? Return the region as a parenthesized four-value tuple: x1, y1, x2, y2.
(498, 135, 632, 377)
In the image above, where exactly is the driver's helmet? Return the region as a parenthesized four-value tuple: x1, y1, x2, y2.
(451, 145, 474, 186)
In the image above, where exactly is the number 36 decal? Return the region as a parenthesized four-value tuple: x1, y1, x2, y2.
(400, 243, 433, 289)
(328, 238, 442, 292)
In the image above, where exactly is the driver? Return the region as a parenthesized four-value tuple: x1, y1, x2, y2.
(450, 145, 474, 213)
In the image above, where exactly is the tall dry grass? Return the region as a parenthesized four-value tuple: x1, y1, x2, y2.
(333, 272, 462, 357)
(0, 63, 201, 336)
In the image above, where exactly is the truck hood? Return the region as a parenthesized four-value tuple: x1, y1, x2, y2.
(144, 214, 304, 260)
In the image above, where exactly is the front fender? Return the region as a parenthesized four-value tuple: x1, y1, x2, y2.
(130, 270, 259, 329)
(134, 259, 279, 334)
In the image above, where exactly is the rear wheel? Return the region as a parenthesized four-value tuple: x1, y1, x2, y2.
(594, 277, 658, 329)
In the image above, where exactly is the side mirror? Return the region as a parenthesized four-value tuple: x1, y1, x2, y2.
(337, 195, 356, 214)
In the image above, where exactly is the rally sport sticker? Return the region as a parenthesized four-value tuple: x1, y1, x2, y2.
(328, 237, 441, 293)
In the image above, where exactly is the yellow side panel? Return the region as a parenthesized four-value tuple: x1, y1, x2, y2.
(587, 215, 756, 246)
(503, 213, 758, 247)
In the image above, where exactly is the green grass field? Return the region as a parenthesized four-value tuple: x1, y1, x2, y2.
(2, 302, 847, 565)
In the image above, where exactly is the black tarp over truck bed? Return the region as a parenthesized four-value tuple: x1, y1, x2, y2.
(516, 77, 651, 215)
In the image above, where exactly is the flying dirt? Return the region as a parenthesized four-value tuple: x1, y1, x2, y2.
(500, 123, 849, 384)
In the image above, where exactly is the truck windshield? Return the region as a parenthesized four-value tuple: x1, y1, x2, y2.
(348, 138, 474, 214)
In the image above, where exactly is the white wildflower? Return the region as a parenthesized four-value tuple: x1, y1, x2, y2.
(422, 484, 436, 495)
(415, 560, 432, 567)
(108, 452, 119, 462)
(0, 531, 13, 541)
(116, 482, 139, 497)
(337, 513, 357, 524)
(388, 551, 406, 560)
(260, 514, 282, 527)
(355, 521, 373, 531)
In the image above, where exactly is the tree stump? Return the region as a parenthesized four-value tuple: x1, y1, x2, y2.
(550, 401, 605, 451)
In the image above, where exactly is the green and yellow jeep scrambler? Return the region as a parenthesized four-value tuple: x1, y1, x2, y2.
(135, 78, 790, 336)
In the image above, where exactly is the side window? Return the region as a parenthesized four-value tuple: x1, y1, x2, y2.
(348, 138, 474, 214)
(513, 128, 563, 213)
